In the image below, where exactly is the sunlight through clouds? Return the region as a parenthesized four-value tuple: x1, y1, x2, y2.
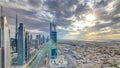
(0, 0, 120, 40)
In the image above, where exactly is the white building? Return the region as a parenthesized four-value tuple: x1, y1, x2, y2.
(1, 16, 11, 68)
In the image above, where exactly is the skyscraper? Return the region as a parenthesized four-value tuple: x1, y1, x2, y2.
(46, 36, 49, 42)
(0, 6, 2, 68)
(35, 35, 39, 49)
(49, 23, 58, 59)
(38, 34, 41, 45)
(0, 27, 1, 48)
(17, 23, 25, 65)
(40, 34, 45, 45)
(30, 34, 33, 46)
(15, 15, 18, 52)
(50, 23, 57, 43)
(1, 16, 11, 68)
(25, 32, 30, 61)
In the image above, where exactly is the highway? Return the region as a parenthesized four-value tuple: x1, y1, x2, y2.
(28, 42, 70, 68)
(30, 44, 49, 68)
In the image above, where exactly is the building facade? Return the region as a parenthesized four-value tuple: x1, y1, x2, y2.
(50, 23, 57, 43)
(0, 28, 1, 68)
(1, 16, 11, 68)
(49, 23, 58, 59)
(25, 32, 30, 61)
(17, 23, 25, 65)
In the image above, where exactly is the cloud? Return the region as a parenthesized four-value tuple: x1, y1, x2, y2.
(28, 0, 42, 7)
(0, 0, 120, 41)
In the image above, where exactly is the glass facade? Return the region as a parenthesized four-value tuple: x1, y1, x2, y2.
(51, 48, 58, 59)
(50, 23, 58, 59)
(25, 32, 30, 61)
(17, 23, 25, 65)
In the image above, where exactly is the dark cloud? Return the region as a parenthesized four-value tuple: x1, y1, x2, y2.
(0, 0, 120, 40)
(75, 3, 89, 15)
(95, 0, 112, 8)
(55, 18, 72, 28)
(44, 0, 79, 18)
(28, 0, 42, 7)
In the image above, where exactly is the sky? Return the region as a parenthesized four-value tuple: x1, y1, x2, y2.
(0, 0, 120, 41)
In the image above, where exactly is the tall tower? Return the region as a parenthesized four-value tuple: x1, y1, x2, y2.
(35, 35, 39, 49)
(46, 36, 49, 42)
(0, 6, 3, 47)
(0, 6, 3, 68)
(1, 16, 11, 68)
(50, 23, 57, 43)
(15, 15, 18, 52)
(38, 34, 41, 45)
(30, 34, 32, 46)
(17, 23, 25, 65)
(49, 23, 57, 59)
(25, 32, 30, 61)
(40, 34, 44, 45)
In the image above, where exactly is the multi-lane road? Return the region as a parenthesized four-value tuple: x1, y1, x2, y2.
(30, 44, 49, 68)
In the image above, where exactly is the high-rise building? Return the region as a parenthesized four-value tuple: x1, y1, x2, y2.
(38, 34, 41, 45)
(25, 32, 30, 61)
(35, 35, 39, 49)
(17, 23, 25, 65)
(15, 15, 18, 52)
(0, 17, 1, 68)
(1, 16, 11, 68)
(50, 23, 57, 43)
(34, 39, 39, 49)
(36, 35, 39, 44)
(49, 23, 58, 59)
(30, 34, 33, 46)
(0, 29, 1, 48)
(46, 36, 49, 42)
(42, 35, 45, 44)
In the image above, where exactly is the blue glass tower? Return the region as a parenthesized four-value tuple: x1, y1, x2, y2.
(38, 34, 41, 45)
(0, 27, 1, 67)
(25, 32, 30, 61)
(0, 29, 1, 48)
(17, 23, 25, 65)
(50, 23, 58, 59)
(50, 23, 57, 43)
(35, 35, 39, 49)
(46, 36, 49, 42)
(30, 34, 33, 46)
(42, 35, 45, 44)
(0, 29, 1, 68)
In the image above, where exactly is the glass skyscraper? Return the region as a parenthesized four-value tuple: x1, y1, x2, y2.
(25, 32, 30, 61)
(17, 23, 25, 65)
(50, 23, 58, 59)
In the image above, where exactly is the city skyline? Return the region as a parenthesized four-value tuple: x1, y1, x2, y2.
(0, 1, 120, 68)
(0, 0, 120, 41)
